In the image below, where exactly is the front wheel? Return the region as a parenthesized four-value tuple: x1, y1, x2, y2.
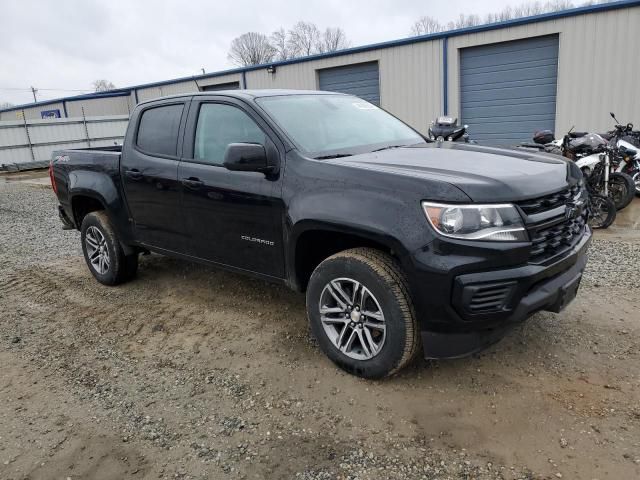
(81, 211, 138, 285)
(588, 194, 616, 229)
(608, 172, 635, 210)
(306, 248, 420, 379)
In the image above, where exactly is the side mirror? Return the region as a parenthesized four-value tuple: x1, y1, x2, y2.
(223, 143, 273, 174)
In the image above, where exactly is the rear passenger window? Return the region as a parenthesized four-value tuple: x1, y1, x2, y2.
(136, 104, 184, 156)
(194, 103, 267, 165)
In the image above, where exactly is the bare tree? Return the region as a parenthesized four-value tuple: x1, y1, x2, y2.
(488, 1, 576, 23)
(317, 27, 350, 53)
(270, 28, 291, 61)
(447, 13, 482, 30)
(287, 21, 322, 57)
(228, 32, 275, 66)
(413, 0, 587, 32)
(410, 16, 443, 36)
(93, 79, 116, 92)
(513, 1, 545, 17)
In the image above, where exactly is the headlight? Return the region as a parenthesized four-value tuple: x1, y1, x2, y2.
(421, 202, 528, 241)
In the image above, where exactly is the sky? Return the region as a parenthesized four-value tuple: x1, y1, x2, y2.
(2, 0, 538, 105)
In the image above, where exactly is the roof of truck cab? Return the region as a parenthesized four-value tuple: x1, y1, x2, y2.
(137, 89, 345, 106)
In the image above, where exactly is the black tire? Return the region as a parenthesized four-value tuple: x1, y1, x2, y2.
(608, 172, 635, 210)
(588, 194, 616, 229)
(80, 211, 138, 286)
(306, 248, 420, 379)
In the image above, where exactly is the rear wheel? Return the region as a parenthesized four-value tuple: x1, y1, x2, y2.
(81, 211, 138, 285)
(631, 170, 640, 197)
(588, 194, 616, 229)
(608, 172, 635, 210)
(306, 248, 420, 379)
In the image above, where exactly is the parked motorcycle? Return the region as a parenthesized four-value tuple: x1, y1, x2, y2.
(520, 127, 635, 210)
(562, 132, 635, 211)
(428, 117, 472, 142)
(606, 113, 640, 196)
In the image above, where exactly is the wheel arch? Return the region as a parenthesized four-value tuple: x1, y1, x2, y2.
(288, 220, 410, 292)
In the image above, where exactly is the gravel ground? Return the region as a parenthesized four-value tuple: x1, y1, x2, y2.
(1, 178, 639, 480)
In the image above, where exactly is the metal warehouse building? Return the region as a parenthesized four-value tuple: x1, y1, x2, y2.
(2, 0, 639, 149)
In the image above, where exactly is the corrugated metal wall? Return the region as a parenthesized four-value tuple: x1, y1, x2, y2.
(0, 116, 128, 165)
(66, 95, 132, 117)
(136, 79, 199, 103)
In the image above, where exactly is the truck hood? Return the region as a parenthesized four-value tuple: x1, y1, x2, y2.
(326, 142, 571, 202)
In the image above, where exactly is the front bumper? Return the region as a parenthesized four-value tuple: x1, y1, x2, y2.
(405, 227, 591, 359)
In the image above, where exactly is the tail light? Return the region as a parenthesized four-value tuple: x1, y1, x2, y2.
(49, 160, 58, 194)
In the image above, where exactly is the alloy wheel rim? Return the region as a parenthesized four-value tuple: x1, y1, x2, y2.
(85, 226, 110, 275)
(318, 277, 386, 360)
(632, 172, 640, 194)
(590, 198, 608, 227)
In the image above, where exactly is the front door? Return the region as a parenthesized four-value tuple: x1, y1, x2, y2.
(178, 99, 285, 278)
(121, 101, 187, 252)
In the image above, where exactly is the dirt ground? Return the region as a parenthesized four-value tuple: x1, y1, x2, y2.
(1, 176, 639, 480)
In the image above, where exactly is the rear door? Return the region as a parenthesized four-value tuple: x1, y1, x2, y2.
(121, 99, 188, 252)
(178, 97, 285, 278)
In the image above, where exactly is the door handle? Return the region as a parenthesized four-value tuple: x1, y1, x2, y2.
(125, 168, 142, 180)
(181, 177, 204, 189)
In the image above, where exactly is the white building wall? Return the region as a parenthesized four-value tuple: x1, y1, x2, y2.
(65, 95, 131, 117)
(136, 80, 199, 102)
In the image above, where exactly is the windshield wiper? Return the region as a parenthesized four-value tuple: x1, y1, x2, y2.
(314, 153, 353, 160)
(371, 145, 407, 152)
(372, 142, 426, 152)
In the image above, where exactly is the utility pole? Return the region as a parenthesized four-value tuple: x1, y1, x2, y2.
(30, 86, 38, 102)
(201, 68, 205, 75)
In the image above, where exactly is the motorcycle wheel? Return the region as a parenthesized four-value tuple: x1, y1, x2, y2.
(631, 170, 640, 197)
(608, 172, 635, 210)
(588, 194, 616, 229)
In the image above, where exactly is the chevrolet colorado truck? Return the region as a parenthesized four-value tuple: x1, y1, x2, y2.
(50, 90, 591, 378)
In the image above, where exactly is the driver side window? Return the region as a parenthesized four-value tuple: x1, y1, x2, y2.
(194, 103, 267, 165)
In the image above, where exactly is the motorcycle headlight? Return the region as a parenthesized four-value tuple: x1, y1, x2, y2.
(422, 202, 528, 241)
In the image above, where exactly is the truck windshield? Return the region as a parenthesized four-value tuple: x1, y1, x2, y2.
(256, 94, 425, 158)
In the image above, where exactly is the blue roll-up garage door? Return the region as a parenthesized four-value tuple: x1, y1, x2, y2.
(318, 62, 380, 105)
(460, 35, 559, 146)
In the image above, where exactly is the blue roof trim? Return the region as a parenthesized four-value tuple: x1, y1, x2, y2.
(2, 0, 639, 114)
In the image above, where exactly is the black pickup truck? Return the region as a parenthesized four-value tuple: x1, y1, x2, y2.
(50, 90, 591, 378)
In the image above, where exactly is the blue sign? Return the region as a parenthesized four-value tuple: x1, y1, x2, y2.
(41, 109, 61, 119)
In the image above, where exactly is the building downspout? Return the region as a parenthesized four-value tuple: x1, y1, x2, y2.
(62, 100, 68, 118)
(242, 70, 248, 89)
(442, 36, 449, 116)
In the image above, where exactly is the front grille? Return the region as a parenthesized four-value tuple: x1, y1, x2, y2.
(462, 281, 516, 313)
(518, 184, 581, 216)
(528, 212, 586, 263)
